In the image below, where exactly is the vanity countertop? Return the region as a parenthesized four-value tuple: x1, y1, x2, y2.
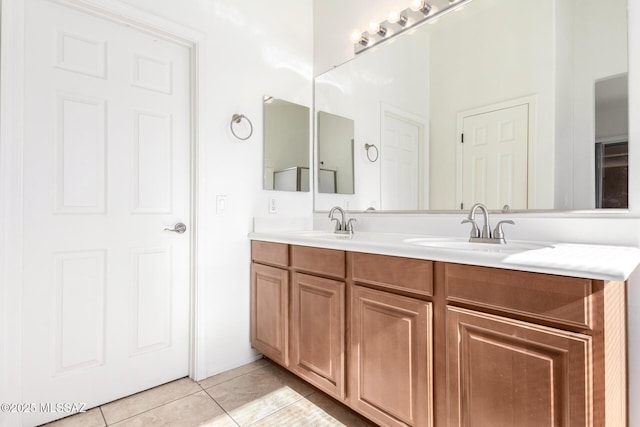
(248, 230, 640, 282)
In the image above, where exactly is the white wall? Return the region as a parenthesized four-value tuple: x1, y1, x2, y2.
(113, 0, 314, 378)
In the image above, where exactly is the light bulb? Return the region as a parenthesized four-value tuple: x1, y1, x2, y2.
(388, 10, 400, 23)
(369, 22, 388, 37)
(410, 0, 424, 11)
(351, 32, 361, 42)
(411, 0, 432, 14)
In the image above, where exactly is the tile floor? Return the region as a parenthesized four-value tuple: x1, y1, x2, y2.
(44, 358, 375, 427)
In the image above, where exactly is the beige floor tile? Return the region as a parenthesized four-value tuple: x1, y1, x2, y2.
(199, 358, 269, 389)
(101, 378, 202, 425)
(248, 395, 373, 427)
(43, 407, 106, 427)
(306, 392, 375, 426)
(205, 363, 314, 426)
(111, 391, 236, 427)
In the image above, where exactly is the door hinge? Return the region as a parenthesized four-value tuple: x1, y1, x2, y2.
(461, 133, 464, 143)
(461, 203, 464, 210)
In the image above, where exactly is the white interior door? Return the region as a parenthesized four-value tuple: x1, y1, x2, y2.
(461, 104, 529, 210)
(22, 1, 191, 424)
(381, 110, 426, 210)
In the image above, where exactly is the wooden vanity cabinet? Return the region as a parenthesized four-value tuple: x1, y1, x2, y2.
(289, 246, 347, 400)
(250, 241, 627, 427)
(250, 241, 289, 366)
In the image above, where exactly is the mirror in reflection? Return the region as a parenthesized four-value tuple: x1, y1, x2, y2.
(314, 0, 628, 211)
(263, 96, 310, 192)
(317, 111, 355, 194)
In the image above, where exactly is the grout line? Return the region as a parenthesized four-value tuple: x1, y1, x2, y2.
(103, 381, 205, 425)
(199, 361, 272, 392)
(202, 361, 311, 427)
(198, 358, 270, 386)
(201, 389, 240, 427)
(98, 406, 108, 426)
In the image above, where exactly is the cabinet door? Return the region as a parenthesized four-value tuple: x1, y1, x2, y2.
(350, 285, 432, 427)
(446, 306, 591, 427)
(290, 272, 345, 399)
(251, 263, 289, 366)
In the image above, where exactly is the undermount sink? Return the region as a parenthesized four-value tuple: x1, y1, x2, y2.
(403, 237, 551, 253)
(285, 231, 551, 254)
(293, 231, 354, 240)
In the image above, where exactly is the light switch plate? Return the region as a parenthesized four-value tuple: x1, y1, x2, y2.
(216, 195, 227, 214)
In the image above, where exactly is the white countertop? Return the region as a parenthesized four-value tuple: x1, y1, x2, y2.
(248, 230, 640, 281)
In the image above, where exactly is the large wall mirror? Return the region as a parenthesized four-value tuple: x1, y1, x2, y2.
(314, 0, 628, 212)
(263, 96, 310, 192)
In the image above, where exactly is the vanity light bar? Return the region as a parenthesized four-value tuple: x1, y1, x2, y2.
(353, 0, 468, 54)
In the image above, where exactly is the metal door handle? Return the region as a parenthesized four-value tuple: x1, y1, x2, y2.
(164, 222, 186, 234)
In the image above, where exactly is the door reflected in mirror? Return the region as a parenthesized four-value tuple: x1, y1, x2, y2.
(314, 0, 628, 212)
(263, 96, 310, 192)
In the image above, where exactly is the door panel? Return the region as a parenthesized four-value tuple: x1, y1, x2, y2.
(22, 1, 191, 424)
(290, 272, 345, 399)
(350, 285, 432, 427)
(462, 104, 528, 209)
(251, 264, 289, 366)
(382, 112, 424, 210)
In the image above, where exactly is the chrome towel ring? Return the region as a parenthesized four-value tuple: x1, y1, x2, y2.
(230, 113, 253, 141)
(364, 143, 379, 162)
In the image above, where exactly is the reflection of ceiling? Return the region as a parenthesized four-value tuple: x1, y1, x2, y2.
(595, 74, 628, 106)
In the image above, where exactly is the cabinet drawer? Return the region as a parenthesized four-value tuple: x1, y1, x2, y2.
(291, 245, 345, 279)
(351, 252, 433, 298)
(444, 263, 593, 330)
(251, 241, 288, 268)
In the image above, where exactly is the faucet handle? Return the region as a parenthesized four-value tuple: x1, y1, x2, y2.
(461, 219, 480, 238)
(493, 220, 515, 240)
(330, 216, 341, 232)
(346, 218, 357, 234)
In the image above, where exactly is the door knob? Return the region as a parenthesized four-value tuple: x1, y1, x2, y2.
(164, 222, 186, 234)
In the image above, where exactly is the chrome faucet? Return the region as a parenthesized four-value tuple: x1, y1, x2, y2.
(461, 203, 514, 244)
(329, 206, 356, 234)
